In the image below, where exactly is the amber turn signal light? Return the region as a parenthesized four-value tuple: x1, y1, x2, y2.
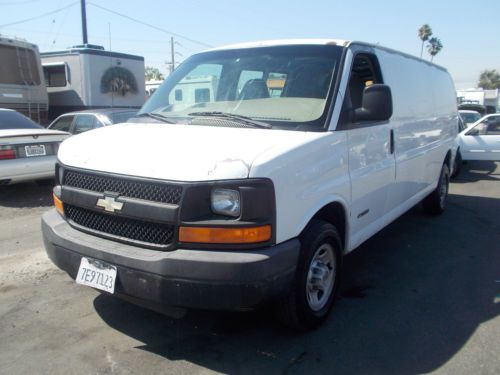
(53, 193, 64, 216)
(179, 225, 271, 244)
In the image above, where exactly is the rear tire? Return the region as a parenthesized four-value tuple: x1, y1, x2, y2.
(423, 163, 449, 215)
(274, 219, 342, 331)
(451, 150, 462, 178)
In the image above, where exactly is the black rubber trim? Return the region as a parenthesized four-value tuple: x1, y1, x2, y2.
(42, 210, 300, 311)
(61, 186, 179, 224)
(323, 46, 348, 131)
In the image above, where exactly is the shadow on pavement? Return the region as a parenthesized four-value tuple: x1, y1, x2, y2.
(453, 160, 499, 183)
(0, 182, 54, 208)
(93, 191, 500, 374)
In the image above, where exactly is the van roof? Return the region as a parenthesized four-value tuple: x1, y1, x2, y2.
(207, 39, 350, 51)
(206, 38, 447, 71)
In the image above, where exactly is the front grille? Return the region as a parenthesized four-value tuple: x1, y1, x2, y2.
(65, 204, 174, 247)
(64, 170, 182, 204)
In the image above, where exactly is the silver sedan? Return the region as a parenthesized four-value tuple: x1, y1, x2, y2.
(0, 109, 69, 185)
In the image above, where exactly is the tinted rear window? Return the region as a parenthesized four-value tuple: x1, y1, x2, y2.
(0, 110, 43, 130)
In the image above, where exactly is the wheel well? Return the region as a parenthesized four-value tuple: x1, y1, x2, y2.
(307, 202, 347, 250)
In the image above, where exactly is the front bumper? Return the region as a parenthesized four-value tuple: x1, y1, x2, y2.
(42, 209, 300, 312)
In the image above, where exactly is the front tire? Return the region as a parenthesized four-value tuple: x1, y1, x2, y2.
(274, 220, 342, 330)
(423, 163, 450, 215)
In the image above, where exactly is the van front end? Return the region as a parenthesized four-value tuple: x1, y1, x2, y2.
(42, 165, 300, 313)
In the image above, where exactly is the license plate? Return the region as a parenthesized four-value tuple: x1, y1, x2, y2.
(25, 144, 46, 157)
(76, 257, 117, 293)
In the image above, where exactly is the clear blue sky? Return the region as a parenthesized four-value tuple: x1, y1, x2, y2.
(1, 0, 499, 89)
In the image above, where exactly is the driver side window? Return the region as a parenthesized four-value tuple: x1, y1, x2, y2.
(466, 117, 500, 136)
(339, 53, 383, 126)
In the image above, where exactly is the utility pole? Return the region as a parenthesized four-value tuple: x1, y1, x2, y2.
(167, 37, 182, 74)
(170, 36, 175, 73)
(81, 0, 88, 45)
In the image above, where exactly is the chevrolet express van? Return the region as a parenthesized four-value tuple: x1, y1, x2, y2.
(42, 39, 459, 330)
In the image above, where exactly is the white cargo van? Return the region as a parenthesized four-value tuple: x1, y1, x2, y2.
(42, 39, 459, 329)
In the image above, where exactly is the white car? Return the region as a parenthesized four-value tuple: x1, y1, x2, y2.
(48, 109, 137, 135)
(0, 109, 69, 185)
(458, 113, 500, 161)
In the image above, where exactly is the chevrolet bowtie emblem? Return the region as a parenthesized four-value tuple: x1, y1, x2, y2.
(96, 196, 124, 213)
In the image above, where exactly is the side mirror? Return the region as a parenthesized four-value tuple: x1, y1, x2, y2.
(466, 128, 479, 136)
(354, 84, 393, 123)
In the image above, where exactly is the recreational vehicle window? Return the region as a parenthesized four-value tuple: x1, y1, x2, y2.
(195, 88, 210, 103)
(44, 64, 67, 87)
(0, 45, 41, 85)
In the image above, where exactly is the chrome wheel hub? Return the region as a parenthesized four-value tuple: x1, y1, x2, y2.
(306, 243, 336, 311)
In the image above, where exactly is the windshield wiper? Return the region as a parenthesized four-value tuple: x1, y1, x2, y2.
(133, 112, 176, 124)
(187, 111, 272, 129)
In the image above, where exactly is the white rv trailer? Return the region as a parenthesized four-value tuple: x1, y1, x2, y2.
(0, 36, 49, 124)
(41, 45, 145, 120)
(168, 76, 218, 106)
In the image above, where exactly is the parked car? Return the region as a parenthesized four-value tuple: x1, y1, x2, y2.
(48, 108, 137, 135)
(0, 109, 69, 185)
(458, 103, 486, 117)
(43, 39, 459, 330)
(459, 110, 481, 127)
(458, 113, 500, 161)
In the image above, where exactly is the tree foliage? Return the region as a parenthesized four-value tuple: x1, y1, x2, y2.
(427, 37, 443, 62)
(418, 24, 433, 58)
(145, 66, 164, 81)
(478, 69, 500, 89)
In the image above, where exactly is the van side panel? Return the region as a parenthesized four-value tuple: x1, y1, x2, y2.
(375, 49, 458, 213)
(250, 132, 351, 245)
(426, 67, 459, 183)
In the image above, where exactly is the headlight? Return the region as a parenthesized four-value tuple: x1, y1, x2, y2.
(211, 188, 240, 217)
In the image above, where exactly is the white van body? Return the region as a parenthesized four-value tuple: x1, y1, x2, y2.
(42, 39, 458, 329)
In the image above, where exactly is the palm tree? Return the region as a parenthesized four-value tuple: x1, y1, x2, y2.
(418, 24, 433, 58)
(427, 37, 443, 62)
(478, 69, 500, 89)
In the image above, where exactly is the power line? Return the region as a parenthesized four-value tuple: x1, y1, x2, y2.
(0, 0, 40, 4)
(0, 2, 78, 28)
(87, 2, 213, 48)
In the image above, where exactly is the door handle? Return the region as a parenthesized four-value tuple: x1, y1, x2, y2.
(390, 129, 395, 154)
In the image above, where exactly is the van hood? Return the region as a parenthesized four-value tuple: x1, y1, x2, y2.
(58, 122, 321, 181)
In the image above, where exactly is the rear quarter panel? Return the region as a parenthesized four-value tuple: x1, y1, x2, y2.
(375, 48, 458, 208)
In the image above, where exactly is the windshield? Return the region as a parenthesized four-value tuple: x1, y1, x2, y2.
(139, 45, 343, 130)
(0, 110, 43, 130)
(460, 112, 481, 124)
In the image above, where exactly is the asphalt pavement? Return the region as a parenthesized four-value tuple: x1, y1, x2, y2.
(0, 161, 499, 375)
